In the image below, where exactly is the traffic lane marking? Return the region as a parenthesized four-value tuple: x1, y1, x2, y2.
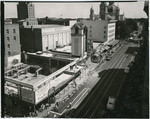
(61, 88, 90, 115)
(66, 44, 129, 117)
(71, 45, 128, 117)
(90, 54, 128, 117)
(79, 54, 126, 117)
(71, 88, 90, 109)
(89, 53, 126, 113)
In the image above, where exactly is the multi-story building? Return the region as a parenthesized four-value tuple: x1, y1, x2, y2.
(17, 2, 35, 20)
(71, 22, 87, 57)
(17, 2, 38, 26)
(81, 20, 116, 44)
(99, 2, 124, 21)
(20, 25, 71, 52)
(107, 20, 116, 44)
(5, 23, 21, 68)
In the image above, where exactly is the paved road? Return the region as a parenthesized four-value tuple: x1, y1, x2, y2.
(63, 42, 136, 118)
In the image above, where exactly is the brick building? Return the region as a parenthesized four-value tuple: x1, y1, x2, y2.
(5, 23, 21, 68)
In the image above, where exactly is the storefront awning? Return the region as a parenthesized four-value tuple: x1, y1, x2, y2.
(104, 46, 110, 50)
(101, 48, 105, 52)
(108, 40, 119, 46)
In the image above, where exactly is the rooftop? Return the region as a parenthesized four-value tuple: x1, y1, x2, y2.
(24, 24, 66, 29)
(5, 64, 48, 87)
(27, 49, 75, 61)
(55, 45, 71, 53)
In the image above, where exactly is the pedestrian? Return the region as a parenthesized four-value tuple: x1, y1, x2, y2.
(68, 103, 72, 109)
(47, 111, 50, 117)
(54, 114, 57, 118)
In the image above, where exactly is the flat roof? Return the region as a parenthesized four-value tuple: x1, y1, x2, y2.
(12, 73, 46, 86)
(65, 65, 83, 73)
(24, 24, 65, 29)
(49, 73, 72, 87)
(27, 51, 74, 61)
(93, 43, 101, 49)
(55, 45, 71, 53)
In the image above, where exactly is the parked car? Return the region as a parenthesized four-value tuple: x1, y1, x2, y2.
(107, 96, 116, 110)
(124, 67, 130, 73)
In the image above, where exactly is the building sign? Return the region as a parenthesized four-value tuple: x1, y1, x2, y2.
(21, 88, 35, 104)
(35, 84, 49, 104)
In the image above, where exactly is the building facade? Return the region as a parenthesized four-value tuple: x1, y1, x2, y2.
(17, 2, 38, 26)
(20, 25, 71, 52)
(80, 20, 116, 44)
(107, 20, 116, 43)
(71, 22, 87, 57)
(99, 2, 124, 21)
(17, 2, 35, 20)
(5, 23, 21, 68)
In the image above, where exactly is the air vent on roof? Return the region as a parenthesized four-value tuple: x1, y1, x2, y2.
(36, 51, 43, 55)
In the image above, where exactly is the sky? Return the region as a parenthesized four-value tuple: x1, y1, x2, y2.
(4, 1, 148, 19)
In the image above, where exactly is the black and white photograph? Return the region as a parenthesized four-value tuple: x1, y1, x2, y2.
(2, 1, 149, 118)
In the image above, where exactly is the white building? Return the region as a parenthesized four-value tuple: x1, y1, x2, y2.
(20, 25, 71, 52)
(80, 20, 116, 44)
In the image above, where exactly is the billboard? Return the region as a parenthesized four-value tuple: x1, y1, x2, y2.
(35, 84, 49, 104)
(21, 88, 35, 104)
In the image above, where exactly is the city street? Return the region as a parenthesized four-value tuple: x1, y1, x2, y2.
(62, 42, 138, 118)
(4, 1, 148, 118)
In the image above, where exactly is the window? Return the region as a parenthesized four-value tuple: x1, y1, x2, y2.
(7, 44, 10, 49)
(14, 36, 16, 40)
(8, 51, 11, 55)
(90, 34, 92, 37)
(6, 29, 9, 34)
(104, 35, 107, 39)
(75, 27, 79, 34)
(7, 37, 10, 41)
(104, 31, 106, 34)
(13, 29, 16, 33)
(90, 26, 92, 28)
(104, 26, 106, 29)
(90, 30, 92, 33)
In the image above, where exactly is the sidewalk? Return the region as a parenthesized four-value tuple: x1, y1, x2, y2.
(36, 57, 100, 118)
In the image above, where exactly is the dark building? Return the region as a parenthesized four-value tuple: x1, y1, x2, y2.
(5, 23, 21, 68)
(89, 6, 95, 20)
(17, 2, 38, 26)
(17, 2, 35, 20)
(100, 2, 107, 20)
(99, 2, 123, 21)
(144, 1, 149, 17)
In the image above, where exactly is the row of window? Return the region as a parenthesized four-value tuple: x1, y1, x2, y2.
(8, 51, 11, 55)
(104, 30, 107, 34)
(6, 29, 16, 34)
(104, 35, 107, 39)
(109, 25, 115, 28)
(108, 29, 115, 34)
(7, 36, 16, 41)
(108, 33, 115, 38)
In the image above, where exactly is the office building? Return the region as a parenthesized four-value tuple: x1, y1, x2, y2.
(20, 25, 71, 52)
(17, 2, 35, 20)
(5, 23, 21, 68)
(81, 20, 116, 44)
(17, 2, 38, 26)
